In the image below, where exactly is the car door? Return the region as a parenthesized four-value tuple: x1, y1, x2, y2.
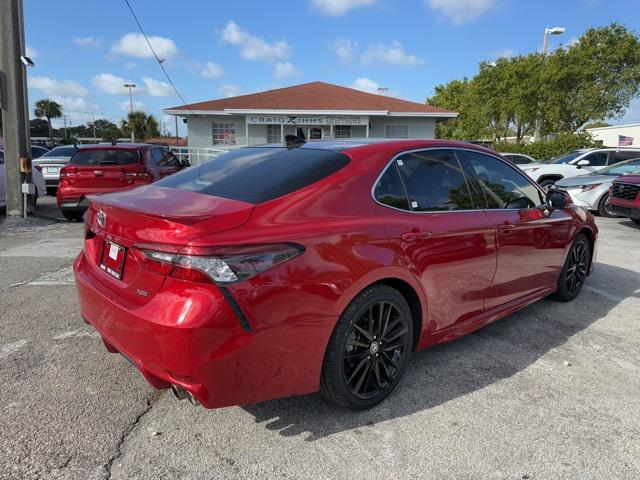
(374, 148, 497, 332)
(576, 150, 609, 173)
(461, 150, 572, 308)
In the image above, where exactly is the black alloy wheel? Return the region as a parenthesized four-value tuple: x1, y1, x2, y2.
(320, 285, 413, 409)
(553, 233, 590, 302)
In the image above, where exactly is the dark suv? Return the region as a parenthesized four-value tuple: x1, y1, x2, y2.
(57, 143, 187, 221)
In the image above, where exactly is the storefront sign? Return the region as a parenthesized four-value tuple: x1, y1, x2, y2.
(246, 114, 368, 126)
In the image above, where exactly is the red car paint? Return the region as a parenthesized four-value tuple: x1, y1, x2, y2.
(74, 140, 597, 408)
(57, 143, 183, 213)
(606, 174, 640, 221)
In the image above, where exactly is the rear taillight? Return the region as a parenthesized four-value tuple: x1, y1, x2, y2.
(137, 243, 304, 285)
(124, 167, 152, 179)
(59, 166, 77, 178)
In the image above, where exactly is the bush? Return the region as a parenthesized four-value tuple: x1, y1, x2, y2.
(493, 132, 598, 161)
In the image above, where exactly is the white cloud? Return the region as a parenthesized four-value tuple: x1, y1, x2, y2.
(118, 100, 146, 112)
(425, 0, 496, 25)
(274, 62, 302, 79)
(29, 76, 89, 97)
(329, 38, 358, 63)
(200, 61, 225, 79)
(492, 48, 515, 59)
(220, 20, 290, 63)
(125, 62, 137, 69)
(92, 73, 141, 95)
(111, 33, 180, 60)
(361, 41, 424, 67)
(74, 36, 102, 48)
(351, 78, 399, 97)
(25, 45, 37, 59)
(310, 0, 376, 16)
(351, 77, 382, 93)
(50, 96, 99, 113)
(218, 84, 243, 98)
(142, 77, 175, 97)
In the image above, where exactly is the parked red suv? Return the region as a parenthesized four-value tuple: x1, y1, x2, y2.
(57, 143, 186, 221)
(73, 139, 597, 410)
(606, 174, 640, 224)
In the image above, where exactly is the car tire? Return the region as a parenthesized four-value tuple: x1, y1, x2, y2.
(632, 219, 640, 225)
(46, 187, 57, 196)
(539, 179, 557, 192)
(597, 194, 616, 217)
(63, 211, 84, 222)
(553, 233, 590, 302)
(320, 284, 414, 410)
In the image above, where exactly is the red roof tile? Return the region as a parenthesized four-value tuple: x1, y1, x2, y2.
(166, 81, 454, 115)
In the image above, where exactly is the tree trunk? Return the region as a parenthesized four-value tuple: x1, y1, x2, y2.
(46, 117, 53, 139)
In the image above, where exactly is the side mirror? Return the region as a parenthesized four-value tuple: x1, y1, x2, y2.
(576, 159, 590, 169)
(547, 190, 567, 210)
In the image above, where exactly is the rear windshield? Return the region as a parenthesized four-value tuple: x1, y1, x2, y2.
(42, 147, 77, 157)
(155, 147, 350, 204)
(70, 149, 139, 166)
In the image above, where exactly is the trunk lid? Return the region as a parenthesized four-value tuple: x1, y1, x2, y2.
(83, 185, 254, 305)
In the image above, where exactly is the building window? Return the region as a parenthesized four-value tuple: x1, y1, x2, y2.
(334, 125, 351, 139)
(212, 122, 236, 145)
(267, 124, 281, 143)
(385, 124, 409, 138)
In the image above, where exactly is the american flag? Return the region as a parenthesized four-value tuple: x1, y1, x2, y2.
(618, 135, 634, 146)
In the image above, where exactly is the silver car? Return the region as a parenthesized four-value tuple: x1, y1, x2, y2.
(554, 157, 640, 216)
(32, 145, 77, 194)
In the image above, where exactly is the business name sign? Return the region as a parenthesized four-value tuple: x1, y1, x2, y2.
(246, 114, 368, 126)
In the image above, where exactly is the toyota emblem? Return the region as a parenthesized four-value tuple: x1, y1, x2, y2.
(97, 209, 107, 228)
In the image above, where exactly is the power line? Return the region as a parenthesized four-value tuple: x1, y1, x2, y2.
(123, 0, 193, 116)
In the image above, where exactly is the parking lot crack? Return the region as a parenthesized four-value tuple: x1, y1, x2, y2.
(103, 393, 158, 480)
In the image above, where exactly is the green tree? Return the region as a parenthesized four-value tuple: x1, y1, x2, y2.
(102, 126, 121, 143)
(33, 98, 62, 138)
(120, 111, 160, 140)
(29, 118, 50, 137)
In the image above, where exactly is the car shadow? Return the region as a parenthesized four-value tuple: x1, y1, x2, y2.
(618, 219, 640, 230)
(241, 263, 640, 441)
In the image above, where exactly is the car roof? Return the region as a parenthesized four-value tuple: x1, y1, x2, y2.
(255, 138, 497, 155)
(77, 143, 151, 150)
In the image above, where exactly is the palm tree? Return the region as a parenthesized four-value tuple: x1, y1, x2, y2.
(120, 111, 160, 141)
(33, 99, 62, 139)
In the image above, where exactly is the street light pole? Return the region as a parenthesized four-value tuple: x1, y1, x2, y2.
(534, 26, 566, 141)
(123, 83, 136, 142)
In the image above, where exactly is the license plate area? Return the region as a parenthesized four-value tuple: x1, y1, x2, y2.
(100, 240, 126, 280)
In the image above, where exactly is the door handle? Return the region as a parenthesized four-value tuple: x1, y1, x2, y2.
(401, 231, 432, 242)
(497, 223, 515, 233)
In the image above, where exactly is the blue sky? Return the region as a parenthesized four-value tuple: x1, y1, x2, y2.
(23, 0, 640, 136)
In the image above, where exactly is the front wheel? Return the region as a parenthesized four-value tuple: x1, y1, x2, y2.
(62, 210, 84, 222)
(320, 285, 414, 410)
(553, 233, 590, 302)
(597, 194, 616, 217)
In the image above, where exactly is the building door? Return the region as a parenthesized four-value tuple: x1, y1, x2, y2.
(309, 127, 322, 139)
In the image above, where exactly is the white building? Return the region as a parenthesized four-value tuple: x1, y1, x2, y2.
(586, 123, 640, 147)
(163, 81, 457, 150)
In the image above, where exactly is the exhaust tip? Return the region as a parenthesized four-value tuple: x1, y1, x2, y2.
(171, 384, 187, 400)
(187, 391, 200, 406)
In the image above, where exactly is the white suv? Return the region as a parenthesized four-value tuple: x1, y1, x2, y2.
(520, 147, 640, 191)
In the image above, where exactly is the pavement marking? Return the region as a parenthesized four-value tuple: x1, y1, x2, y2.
(27, 266, 75, 286)
(53, 330, 100, 340)
(584, 285, 626, 303)
(0, 237, 83, 259)
(0, 339, 28, 359)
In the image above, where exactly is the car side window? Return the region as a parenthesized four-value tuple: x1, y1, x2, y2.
(584, 151, 608, 166)
(463, 151, 544, 209)
(612, 150, 640, 164)
(159, 150, 181, 168)
(150, 148, 164, 166)
(374, 163, 411, 210)
(396, 149, 475, 211)
(0, 151, 4, 164)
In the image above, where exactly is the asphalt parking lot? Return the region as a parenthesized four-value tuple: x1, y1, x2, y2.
(1, 195, 639, 480)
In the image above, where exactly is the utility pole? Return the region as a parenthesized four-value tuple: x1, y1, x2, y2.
(83, 111, 102, 142)
(534, 26, 566, 141)
(175, 115, 179, 147)
(124, 83, 135, 142)
(0, 0, 32, 217)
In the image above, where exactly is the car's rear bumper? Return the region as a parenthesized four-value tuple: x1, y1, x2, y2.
(606, 197, 640, 219)
(73, 251, 336, 408)
(58, 185, 140, 210)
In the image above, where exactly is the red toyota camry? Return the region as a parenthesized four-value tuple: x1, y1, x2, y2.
(74, 139, 597, 410)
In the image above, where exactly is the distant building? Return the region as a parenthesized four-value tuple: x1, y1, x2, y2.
(163, 81, 457, 149)
(587, 123, 640, 147)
